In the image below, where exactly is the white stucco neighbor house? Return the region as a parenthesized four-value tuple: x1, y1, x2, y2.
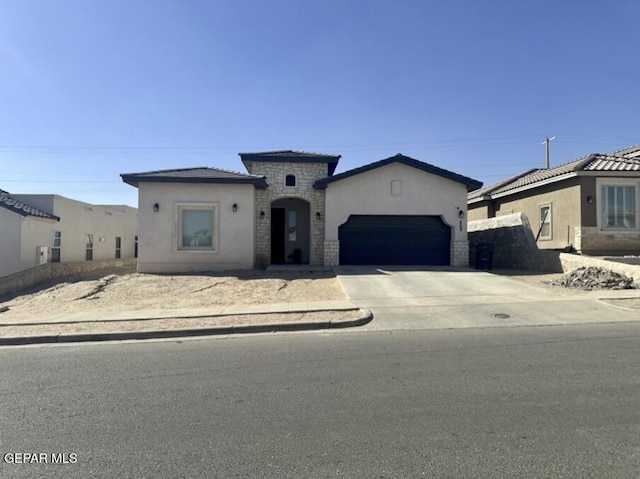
(0, 189, 138, 277)
(121, 151, 482, 273)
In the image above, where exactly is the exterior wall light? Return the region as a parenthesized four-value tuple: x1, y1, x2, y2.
(316, 212, 322, 220)
(232, 203, 238, 212)
(458, 210, 465, 219)
(260, 211, 265, 219)
(587, 195, 594, 204)
(153, 203, 159, 212)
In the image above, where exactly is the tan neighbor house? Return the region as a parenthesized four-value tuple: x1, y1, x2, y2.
(468, 144, 640, 255)
(121, 150, 483, 273)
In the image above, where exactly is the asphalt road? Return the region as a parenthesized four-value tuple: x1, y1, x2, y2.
(2, 324, 640, 478)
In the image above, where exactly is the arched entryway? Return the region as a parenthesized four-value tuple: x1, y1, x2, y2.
(271, 198, 311, 264)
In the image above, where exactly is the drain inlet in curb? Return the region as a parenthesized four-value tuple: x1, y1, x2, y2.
(492, 313, 510, 319)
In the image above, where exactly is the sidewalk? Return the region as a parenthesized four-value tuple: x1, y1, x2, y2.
(0, 300, 373, 346)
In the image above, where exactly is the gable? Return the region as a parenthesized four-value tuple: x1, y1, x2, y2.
(314, 154, 482, 191)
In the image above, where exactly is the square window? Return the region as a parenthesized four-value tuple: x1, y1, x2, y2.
(601, 185, 636, 229)
(285, 174, 296, 187)
(177, 205, 216, 251)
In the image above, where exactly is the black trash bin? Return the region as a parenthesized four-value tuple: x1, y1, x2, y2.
(475, 242, 494, 270)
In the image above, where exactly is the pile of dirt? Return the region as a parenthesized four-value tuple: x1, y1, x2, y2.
(547, 267, 636, 290)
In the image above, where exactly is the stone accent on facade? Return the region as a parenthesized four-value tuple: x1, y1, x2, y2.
(450, 240, 469, 267)
(324, 240, 340, 266)
(575, 226, 640, 255)
(248, 161, 327, 266)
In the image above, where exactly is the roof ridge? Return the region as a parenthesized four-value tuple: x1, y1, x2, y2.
(204, 165, 265, 178)
(608, 143, 640, 156)
(469, 168, 541, 198)
(239, 150, 341, 158)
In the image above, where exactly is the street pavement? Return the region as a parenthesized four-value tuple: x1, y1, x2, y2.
(1, 323, 639, 478)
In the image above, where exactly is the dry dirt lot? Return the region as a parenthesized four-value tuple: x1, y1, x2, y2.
(0, 267, 352, 324)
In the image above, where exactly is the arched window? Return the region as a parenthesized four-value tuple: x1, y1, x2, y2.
(285, 174, 296, 187)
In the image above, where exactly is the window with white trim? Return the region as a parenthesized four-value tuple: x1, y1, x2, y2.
(601, 185, 636, 229)
(539, 204, 552, 240)
(177, 205, 217, 251)
(51, 231, 61, 262)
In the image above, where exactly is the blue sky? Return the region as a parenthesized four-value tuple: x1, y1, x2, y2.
(1, 0, 639, 207)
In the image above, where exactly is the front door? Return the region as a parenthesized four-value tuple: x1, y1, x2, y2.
(271, 207, 286, 264)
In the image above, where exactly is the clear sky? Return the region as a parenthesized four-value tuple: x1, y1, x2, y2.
(1, 0, 639, 207)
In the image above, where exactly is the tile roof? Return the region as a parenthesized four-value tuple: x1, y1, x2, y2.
(469, 144, 640, 200)
(314, 153, 483, 191)
(121, 167, 267, 188)
(0, 189, 60, 220)
(239, 150, 341, 175)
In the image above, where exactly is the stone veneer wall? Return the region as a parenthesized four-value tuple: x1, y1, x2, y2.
(324, 240, 340, 266)
(246, 161, 327, 267)
(575, 226, 640, 255)
(450, 241, 469, 267)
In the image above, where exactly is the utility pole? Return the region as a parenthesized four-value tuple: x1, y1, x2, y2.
(542, 136, 556, 169)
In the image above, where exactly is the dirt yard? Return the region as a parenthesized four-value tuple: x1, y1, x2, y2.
(0, 267, 349, 322)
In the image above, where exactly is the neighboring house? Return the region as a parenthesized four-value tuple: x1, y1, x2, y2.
(0, 189, 138, 277)
(468, 144, 640, 255)
(121, 151, 482, 273)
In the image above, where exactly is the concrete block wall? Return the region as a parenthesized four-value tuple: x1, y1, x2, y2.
(247, 161, 327, 267)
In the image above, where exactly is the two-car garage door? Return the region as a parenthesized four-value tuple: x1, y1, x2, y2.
(338, 215, 451, 265)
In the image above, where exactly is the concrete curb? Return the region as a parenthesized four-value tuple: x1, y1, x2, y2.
(0, 309, 373, 346)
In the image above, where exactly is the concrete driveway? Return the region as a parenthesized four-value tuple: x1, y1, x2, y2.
(335, 266, 640, 330)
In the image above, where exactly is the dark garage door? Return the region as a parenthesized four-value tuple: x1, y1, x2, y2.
(339, 215, 451, 265)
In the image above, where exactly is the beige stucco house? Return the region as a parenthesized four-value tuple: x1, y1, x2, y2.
(0, 189, 138, 277)
(468, 144, 640, 255)
(121, 151, 482, 273)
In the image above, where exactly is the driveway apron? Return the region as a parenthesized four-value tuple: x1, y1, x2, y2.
(334, 266, 640, 331)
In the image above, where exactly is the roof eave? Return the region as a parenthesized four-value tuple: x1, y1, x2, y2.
(490, 172, 578, 200)
(120, 175, 267, 189)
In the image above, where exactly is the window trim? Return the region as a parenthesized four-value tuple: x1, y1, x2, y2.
(174, 202, 219, 253)
(597, 178, 639, 233)
(51, 231, 61, 263)
(538, 203, 552, 241)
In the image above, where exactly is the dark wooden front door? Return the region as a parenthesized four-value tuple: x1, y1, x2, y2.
(271, 208, 286, 264)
